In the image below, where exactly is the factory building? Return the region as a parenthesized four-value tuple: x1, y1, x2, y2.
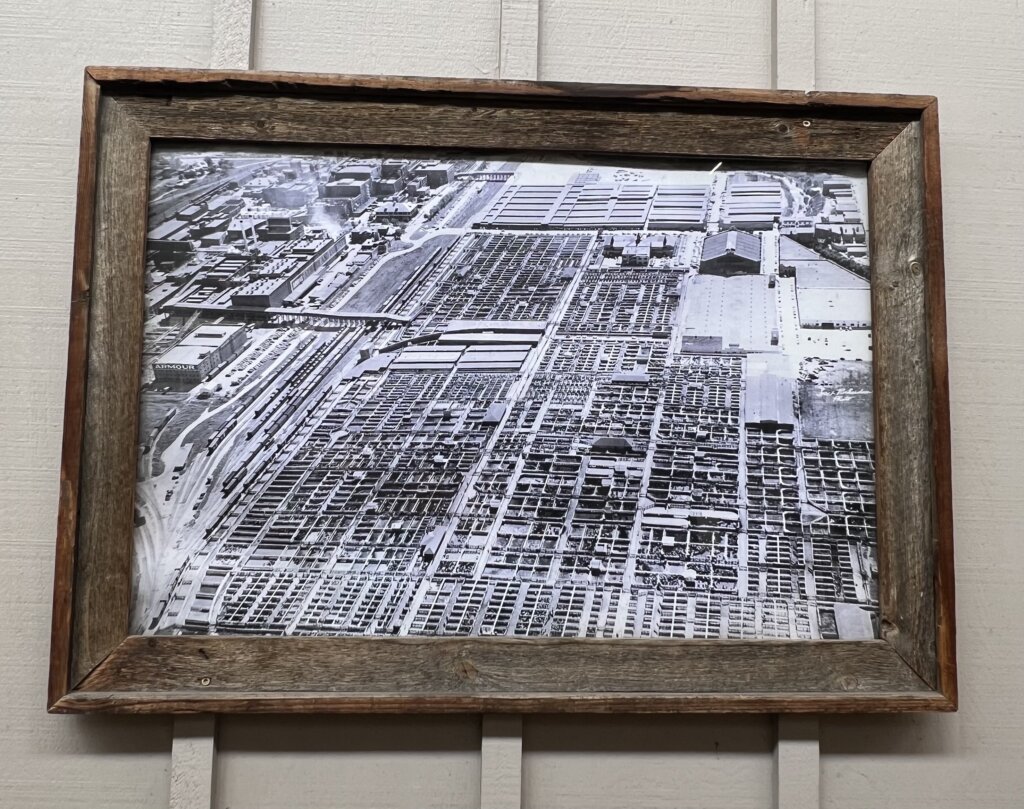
(153, 324, 247, 385)
(262, 181, 317, 209)
(822, 178, 862, 223)
(380, 159, 411, 180)
(779, 236, 872, 328)
(814, 222, 867, 257)
(680, 274, 779, 352)
(157, 232, 344, 312)
(255, 214, 303, 241)
(147, 216, 195, 264)
(621, 244, 652, 266)
(321, 178, 371, 213)
(796, 287, 872, 329)
(372, 177, 405, 196)
(721, 179, 783, 229)
(699, 229, 762, 276)
(548, 183, 653, 229)
(477, 184, 565, 228)
(744, 371, 796, 427)
(479, 182, 708, 231)
(419, 162, 455, 188)
(230, 277, 291, 308)
(331, 162, 380, 183)
(646, 185, 710, 229)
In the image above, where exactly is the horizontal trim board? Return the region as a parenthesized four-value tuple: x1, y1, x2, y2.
(87, 66, 936, 113)
(76, 637, 926, 695)
(115, 95, 905, 161)
(54, 691, 953, 715)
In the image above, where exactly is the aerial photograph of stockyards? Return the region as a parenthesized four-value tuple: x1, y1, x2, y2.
(134, 148, 877, 641)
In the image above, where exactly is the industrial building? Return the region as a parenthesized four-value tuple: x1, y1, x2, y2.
(744, 371, 796, 427)
(780, 237, 872, 328)
(152, 323, 247, 385)
(646, 185, 711, 229)
(262, 180, 317, 209)
(230, 277, 291, 308)
(332, 162, 380, 182)
(699, 229, 762, 275)
(795, 287, 872, 329)
(478, 182, 709, 231)
(322, 178, 371, 213)
(680, 274, 779, 352)
(419, 162, 455, 188)
(720, 179, 783, 229)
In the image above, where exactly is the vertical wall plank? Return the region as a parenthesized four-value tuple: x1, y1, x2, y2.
(170, 717, 218, 809)
(499, 0, 539, 80)
(774, 717, 820, 809)
(481, 715, 523, 809)
(771, 0, 816, 89)
(537, 0, 771, 88)
(251, 1, 501, 77)
(211, 0, 255, 69)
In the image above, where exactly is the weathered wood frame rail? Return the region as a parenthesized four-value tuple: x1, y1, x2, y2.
(48, 67, 956, 714)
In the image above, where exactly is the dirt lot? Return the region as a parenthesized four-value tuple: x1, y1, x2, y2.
(340, 233, 458, 312)
(798, 359, 874, 441)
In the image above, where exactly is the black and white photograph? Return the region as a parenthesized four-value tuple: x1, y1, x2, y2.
(134, 148, 877, 641)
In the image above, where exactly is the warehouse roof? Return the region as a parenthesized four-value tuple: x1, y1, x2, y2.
(796, 287, 872, 327)
(680, 274, 777, 352)
(744, 372, 796, 426)
(701, 230, 761, 264)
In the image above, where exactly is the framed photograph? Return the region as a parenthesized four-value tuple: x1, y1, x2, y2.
(48, 67, 956, 713)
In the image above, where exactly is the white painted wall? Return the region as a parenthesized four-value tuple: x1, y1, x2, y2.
(1, 1, 1022, 807)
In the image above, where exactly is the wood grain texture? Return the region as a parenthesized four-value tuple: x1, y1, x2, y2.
(69, 95, 150, 686)
(57, 635, 941, 714)
(48, 71, 100, 709)
(920, 100, 957, 707)
(868, 121, 940, 689)
(80, 637, 925, 694)
(116, 92, 907, 162)
(85, 65, 936, 112)
(54, 690, 951, 715)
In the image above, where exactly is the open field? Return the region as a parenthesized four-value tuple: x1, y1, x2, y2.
(798, 359, 874, 440)
(339, 233, 459, 312)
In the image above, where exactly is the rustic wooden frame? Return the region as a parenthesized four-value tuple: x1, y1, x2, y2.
(48, 67, 956, 714)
